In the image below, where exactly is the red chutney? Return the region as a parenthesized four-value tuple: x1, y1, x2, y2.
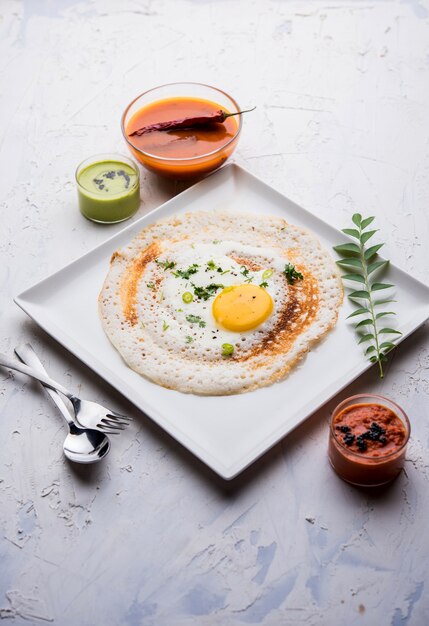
(328, 397, 410, 487)
(125, 97, 239, 179)
(334, 404, 406, 458)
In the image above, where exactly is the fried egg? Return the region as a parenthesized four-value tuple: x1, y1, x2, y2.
(213, 284, 273, 332)
(139, 241, 288, 361)
(99, 211, 343, 394)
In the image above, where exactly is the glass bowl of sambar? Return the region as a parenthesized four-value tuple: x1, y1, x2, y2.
(121, 82, 242, 180)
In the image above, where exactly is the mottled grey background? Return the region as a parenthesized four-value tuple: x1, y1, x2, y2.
(1, 0, 429, 624)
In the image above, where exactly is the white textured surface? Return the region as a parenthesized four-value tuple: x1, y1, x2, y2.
(1, 1, 429, 624)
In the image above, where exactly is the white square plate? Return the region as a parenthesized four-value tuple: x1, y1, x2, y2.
(15, 164, 429, 479)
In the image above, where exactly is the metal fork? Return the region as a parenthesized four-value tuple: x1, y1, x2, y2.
(0, 347, 132, 435)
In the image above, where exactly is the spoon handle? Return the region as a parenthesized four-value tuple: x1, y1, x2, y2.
(0, 351, 73, 400)
(14, 343, 75, 428)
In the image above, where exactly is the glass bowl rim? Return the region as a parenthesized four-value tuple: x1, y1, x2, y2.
(121, 81, 242, 162)
(330, 393, 410, 461)
(75, 152, 140, 197)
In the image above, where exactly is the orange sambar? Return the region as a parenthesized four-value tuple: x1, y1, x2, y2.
(125, 97, 239, 179)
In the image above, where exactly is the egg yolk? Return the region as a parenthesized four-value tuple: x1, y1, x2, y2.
(212, 284, 274, 332)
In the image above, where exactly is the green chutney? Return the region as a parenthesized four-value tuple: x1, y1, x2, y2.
(76, 156, 140, 223)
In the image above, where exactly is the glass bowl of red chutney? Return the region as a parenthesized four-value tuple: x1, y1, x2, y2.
(328, 394, 410, 487)
(121, 82, 243, 180)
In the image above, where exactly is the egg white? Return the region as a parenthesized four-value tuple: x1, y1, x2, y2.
(136, 241, 291, 361)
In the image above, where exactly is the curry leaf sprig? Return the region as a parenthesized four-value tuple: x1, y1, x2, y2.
(334, 213, 401, 379)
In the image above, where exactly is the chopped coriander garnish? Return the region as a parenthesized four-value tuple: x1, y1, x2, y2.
(173, 264, 199, 280)
(156, 259, 176, 271)
(186, 314, 206, 328)
(207, 260, 225, 273)
(220, 269, 230, 275)
(146, 282, 155, 290)
(259, 281, 268, 288)
(185, 335, 194, 343)
(182, 291, 193, 304)
(283, 263, 304, 284)
(192, 283, 224, 301)
(222, 343, 234, 356)
(162, 320, 169, 331)
(240, 266, 254, 283)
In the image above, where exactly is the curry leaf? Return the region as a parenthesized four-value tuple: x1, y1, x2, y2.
(347, 307, 370, 318)
(364, 243, 384, 260)
(379, 341, 396, 351)
(355, 318, 374, 328)
(349, 290, 370, 299)
(371, 283, 394, 291)
(376, 311, 396, 319)
(360, 216, 375, 229)
(333, 243, 361, 255)
(360, 229, 378, 244)
(342, 274, 366, 283)
(367, 260, 389, 275)
(358, 333, 375, 344)
(337, 258, 363, 269)
(342, 228, 361, 239)
(374, 298, 396, 306)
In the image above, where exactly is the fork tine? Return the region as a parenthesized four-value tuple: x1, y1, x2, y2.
(97, 426, 122, 434)
(99, 420, 126, 430)
(108, 416, 132, 424)
(108, 410, 131, 420)
(103, 415, 131, 426)
(100, 417, 117, 425)
(100, 417, 129, 427)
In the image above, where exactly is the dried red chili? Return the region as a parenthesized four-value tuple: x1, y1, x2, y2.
(128, 106, 256, 137)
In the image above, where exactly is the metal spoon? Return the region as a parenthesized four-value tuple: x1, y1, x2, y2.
(14, 343, 111, 464)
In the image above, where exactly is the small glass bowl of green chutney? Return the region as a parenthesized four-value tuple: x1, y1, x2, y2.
(76, 153, 140, 223)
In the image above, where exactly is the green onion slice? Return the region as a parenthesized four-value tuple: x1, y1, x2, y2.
(221, 343, 234, 356)
(182, 292, 193, 304)
(262, 269, 274, 280)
